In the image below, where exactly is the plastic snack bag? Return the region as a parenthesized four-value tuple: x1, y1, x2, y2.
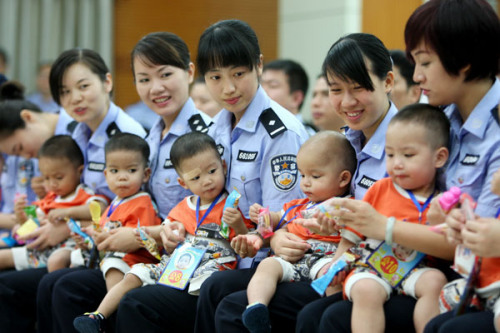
(220, 190, 241, 239)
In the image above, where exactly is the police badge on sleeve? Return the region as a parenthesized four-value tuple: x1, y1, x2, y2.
(270, 154, 298, 191)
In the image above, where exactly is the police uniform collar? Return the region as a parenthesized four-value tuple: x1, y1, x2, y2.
(167, 98, 201, 138)
(233, 86, 269, 133)
(346, 102, 397, 160)
(75, 102, 120, 147)
(454, 78, 500, 139)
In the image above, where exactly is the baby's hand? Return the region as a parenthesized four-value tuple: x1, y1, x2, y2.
(223, 207, 243, 226)
(14, 194, 27, 223)
(230, 234, 263, 258)
(316, 212, 339, 235)
(426, 196, 448, 225)
(294, 217, 330, 235)
(160, 221, 185, 254)
(445, 208, 466, 245)
(47, 208, 69, 224)
(70, 232, 89, 250)
(249, 203, 263, 223)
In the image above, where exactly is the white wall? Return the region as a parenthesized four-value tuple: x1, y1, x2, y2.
(278, 0, 361, 121)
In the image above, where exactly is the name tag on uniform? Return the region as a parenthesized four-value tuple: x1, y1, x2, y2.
(460, 154, 479, 166)
(87, 162, 105, 172)
(157, 242, 205, 290)
(358, 175, 376, 189)
(237, 150, 258, 162)
(163, 159, 173, 169)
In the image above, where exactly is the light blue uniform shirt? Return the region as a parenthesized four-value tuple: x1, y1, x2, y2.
(125, 101, 161, 131)
(0, 108, 75, 213)
(72, 102, 146, 200)
(26, 93, 59, 113)
(1, 156, 38, 213)
(346, 103, 398, 200)
(147, 98, 214, 219)
(54, 108, 77, 135)
(445, 78, 500, 217)
(212, 86, 309, 217)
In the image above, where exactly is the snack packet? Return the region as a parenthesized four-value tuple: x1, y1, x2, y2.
(257, 207, 274, 239)
(14, 205, 40, 244)
(220, 190, 241, 239)
(137, 220, 161, 260)
(311, 252, 357, 296)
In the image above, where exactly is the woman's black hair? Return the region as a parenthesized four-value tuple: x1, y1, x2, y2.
(0, 81, 41, 139)
(197, 19, 261, 76)
(131, 32, 191, 77)
(49, 48, 110, 105)
(405, 0, 500, 81)
(322, 33, 392, 91)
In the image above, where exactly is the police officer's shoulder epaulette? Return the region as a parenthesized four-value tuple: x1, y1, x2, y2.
(491, 104, 499, 126)
(259, 108, 287, 139)
(106, 122, 122, 137)
(66, 120, 78, 134)
(188, 114, 209, 133)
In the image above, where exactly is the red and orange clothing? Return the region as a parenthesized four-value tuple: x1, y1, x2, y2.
(100, 192, 161, 267)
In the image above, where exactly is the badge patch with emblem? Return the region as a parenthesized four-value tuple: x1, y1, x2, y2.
(270, 154, 298, 191)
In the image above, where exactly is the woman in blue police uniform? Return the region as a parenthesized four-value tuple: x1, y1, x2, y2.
(404, 1, 500, 332)
(114, 20, 308, 333)
(49, 48, 146, 201)
(0, 48, 145, 333)
(0, 83, 75, 241)
(297, 1, 500, 332)
(36, 33, 218, 333)
(208, 32, 405, 333)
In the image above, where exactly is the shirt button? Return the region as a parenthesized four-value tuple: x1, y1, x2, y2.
(241, 176, 246, 181)
(165, 178, 170, 184)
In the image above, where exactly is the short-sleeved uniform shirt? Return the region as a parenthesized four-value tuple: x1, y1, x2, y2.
(146, 98, 216, 218)
(71, 102, 146, 200)
(346, 103, 398, 200)
(444, 78, 500, 217)
(211, 86, 309, 217)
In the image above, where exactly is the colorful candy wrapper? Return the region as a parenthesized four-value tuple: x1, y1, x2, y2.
(24, 205, 38, 220)
(438, 186, 461, 213)
(137, 220, 161, 260)
(257, 207, 274, 239)
(89, 201, 102, 232)
(66, 218, 94, 248)
(220, 190, 241, 239)
(14, 205, 40, 244)
(311, 252, 357, 296)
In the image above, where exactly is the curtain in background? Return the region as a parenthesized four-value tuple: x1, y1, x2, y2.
(0, 0, 113, 95)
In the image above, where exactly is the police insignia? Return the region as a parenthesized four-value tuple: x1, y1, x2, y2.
(106, 122, 121, 137)
(270, 154, 298, 191)
(188, 114, 209, 133)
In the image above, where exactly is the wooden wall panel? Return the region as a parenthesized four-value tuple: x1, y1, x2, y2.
(362, 0, 422, 51)
(113, 0, 277, 108)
